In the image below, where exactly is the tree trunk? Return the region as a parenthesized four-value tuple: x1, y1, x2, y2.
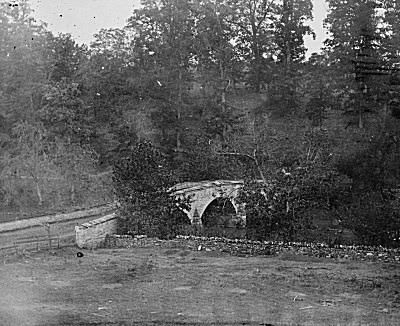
(35, 179, 43, 206)
(283, 0, 292, 71)
(383, 102, 388, 127)
(248, 0, 261, 93)
(176, 69, 183, 151)
(219, 61, 228, 142)
(71, 183, 76, 203)
(251, 33, 261, 92)
(358, 98, 364, 129)
(255, 158, 267, 185)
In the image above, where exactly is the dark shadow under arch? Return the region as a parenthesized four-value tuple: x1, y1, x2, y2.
(201, 197, 237, 228)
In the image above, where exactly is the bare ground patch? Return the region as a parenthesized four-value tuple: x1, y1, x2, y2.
(0, 246, 399, 326)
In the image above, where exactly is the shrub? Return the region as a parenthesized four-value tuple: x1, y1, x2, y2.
(336, 126, 400, 192)
(237, 162, 343, 242)
(340, 192, 400, 247)
(335, 127, 400, 247)
(112, 141, 190, 239)
(237, 179, 313, 241)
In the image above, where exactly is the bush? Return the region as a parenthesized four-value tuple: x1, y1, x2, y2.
(340, 192, 400, 247)
(112, 141, 191, 239)
(237, 178, 313, 241)
(236, 181, 274, 241)
(237, 162, 343, 242)
(336, 126, 400, 192)
(335, 127, 400, 247)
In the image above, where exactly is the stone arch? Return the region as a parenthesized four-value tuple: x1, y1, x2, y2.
(198, 195, 239, 220)
(201, 197, 238, 228)
(172, 180, 246, 224)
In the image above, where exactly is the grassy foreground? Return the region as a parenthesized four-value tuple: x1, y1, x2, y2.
(0, 246, 399, 326)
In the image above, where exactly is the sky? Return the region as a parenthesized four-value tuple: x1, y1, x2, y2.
(30, 0, 329, 55)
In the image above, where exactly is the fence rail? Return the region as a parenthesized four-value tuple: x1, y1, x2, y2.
(14, 234, 60, 252)
(0, 204, 117, 256)
(0, 232, 74, 254)
(0, 202, 116, 233)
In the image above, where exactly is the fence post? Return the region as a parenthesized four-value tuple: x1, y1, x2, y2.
(44, 223, 51, 249)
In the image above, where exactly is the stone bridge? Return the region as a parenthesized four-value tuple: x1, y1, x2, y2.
(172, 180, 245, 224)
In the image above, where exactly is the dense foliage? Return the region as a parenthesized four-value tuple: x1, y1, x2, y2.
(237, 132, 345, 242)
(340, 192, 400, 247)
(113, 142, 190, 238)
(0, 0, 399, 246)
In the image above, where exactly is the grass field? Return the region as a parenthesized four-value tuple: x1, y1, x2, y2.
(0, 245, 399, 326)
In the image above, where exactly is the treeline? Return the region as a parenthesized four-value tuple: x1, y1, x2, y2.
(1, 0, 400, 245)
(0, 0, 316, 210)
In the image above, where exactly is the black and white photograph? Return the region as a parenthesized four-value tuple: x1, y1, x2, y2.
(0, 0, 399, 325)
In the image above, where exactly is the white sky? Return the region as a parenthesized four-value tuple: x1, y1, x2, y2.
(305, 0, 330, 55)
(30, 0, 328, 55)
(30, 0, 141, 43)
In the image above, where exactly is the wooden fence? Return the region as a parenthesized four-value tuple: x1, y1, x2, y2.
(0, 203, 115, 233)
(0, 203, 116, 256)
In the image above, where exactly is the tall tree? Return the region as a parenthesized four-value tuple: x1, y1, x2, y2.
(324, 0, 384, 128)
(0, 1, 53, 206)
(275, 0, 314, 66)
(44, 33, 87, 82)
(303, 53, 334, 128)
(126, 0, 196, 153)
(383, 0, 400, 66)
(0, 0, 49, 124)
(1, 121, 54, 206)
(193, 0, 243, 145)
(227, 0, 277, 92)
(39, 80, 90, 145)
(265, 0, 313, 116)
(78, 28, 138, 165)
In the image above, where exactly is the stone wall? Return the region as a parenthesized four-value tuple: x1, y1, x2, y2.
(75, 213, 118, 249)
(0, 204, 115, 233)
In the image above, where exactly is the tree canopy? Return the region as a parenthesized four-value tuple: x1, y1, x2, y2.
(1, 0, 400, 245)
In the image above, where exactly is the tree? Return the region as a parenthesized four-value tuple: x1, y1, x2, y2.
(171, 134, 249, 181)
(382, 0, 400, 120)
(336, 124, 400, 192)
(126, 0, 197, 153)
(231, 121, 346, 242)
(227, 0, 277, 91)
(264, 0, 314, 116)
(237, 158, 341, 241)
(0, 0, 50, 124)
(0, 1, 56, 208)
(0, 2, 113, 211)
(1, 121, 54, 206)
(77, 28, 139, 166)
(113, 141, 190, 238)
(274, 0, 314, 66)
(324, 0, 385, 128)
(302, 53, 334, 128)
(44, 33, 87, 82)
(39, 80, 90, 144)
(193, 0, 241, 144)
(383, 0, 400, 66)
(38, 78, 103, 204)
(49, 141, 99, 204)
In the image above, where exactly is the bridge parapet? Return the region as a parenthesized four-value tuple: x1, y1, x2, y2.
(171, 180, 246, 224)
(171, 180, 244, 195)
